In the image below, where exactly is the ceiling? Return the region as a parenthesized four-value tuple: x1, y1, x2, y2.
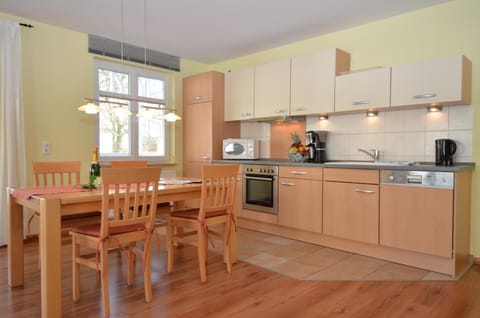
(0, 0, 452, 64)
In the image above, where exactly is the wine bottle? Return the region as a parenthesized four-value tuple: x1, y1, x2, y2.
(89, 146, 101, 187)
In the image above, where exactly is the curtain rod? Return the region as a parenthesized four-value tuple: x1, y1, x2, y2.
(19, 23, 34, 28)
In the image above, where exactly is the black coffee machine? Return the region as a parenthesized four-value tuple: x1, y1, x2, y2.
(305, 130, 328, 163)
(435, 139, 457, 166)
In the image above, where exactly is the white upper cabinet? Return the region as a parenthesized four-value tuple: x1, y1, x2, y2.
(335, 67, 391, 112)
(291, 49, 350, 115)
(225, 67, 254, 121)
(391, 55, 472, 107)
(254, 58, 291, 118)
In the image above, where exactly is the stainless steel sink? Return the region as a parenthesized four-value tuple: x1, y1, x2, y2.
(324, 161, 413, 166)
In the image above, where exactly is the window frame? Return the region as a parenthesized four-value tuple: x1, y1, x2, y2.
(93, 58, 171, 163)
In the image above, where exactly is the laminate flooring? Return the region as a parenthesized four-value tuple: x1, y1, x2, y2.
(1, 230, 480, 317)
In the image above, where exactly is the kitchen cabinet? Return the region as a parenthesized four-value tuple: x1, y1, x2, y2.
(183, 71, 240, 178)
(335, 67, 391, 112)
(278, 166, 323, 233)
(254, 58, 291, 118)
(391, 55, 472, 107)
(379, 184, 453, 257)
(291, 49, 350, 115)
(225, 67, 254, 121)
(323, 168, 379, 244)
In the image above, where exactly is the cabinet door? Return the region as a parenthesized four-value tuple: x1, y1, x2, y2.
(291, 49, 349, 115)
(379, 185, 453, 258)
(279, 178, 322, 233)
(323, 181, 379, 244)
(335, 67, 391, 112)
(225, 67, 254, 121)
(254, 59, 291, 118)
(183, 72, 213, 104)
(183, 102, 212, 163)
(391, 55, 471, 107)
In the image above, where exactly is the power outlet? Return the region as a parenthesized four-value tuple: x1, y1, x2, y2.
(41, 141, 51, 155)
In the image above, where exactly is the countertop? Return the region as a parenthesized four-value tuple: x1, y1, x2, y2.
(213, 159, 475, 172)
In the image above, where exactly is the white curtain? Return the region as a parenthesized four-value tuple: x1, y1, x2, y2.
(0, 20, 26, 246)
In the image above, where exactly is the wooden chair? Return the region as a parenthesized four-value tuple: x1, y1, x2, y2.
(70, 167, 162, 317)
(166, 164, 239, 283)
(111, 160, 168, 240)
(31, 161, 101, 267)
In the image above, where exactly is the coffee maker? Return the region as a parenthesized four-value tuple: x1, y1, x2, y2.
(305, 130, 328, 163)
(435, 139, 457, 166)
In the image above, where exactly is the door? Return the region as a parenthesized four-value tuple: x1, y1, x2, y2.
(183, 102, 212, 164)
(225, 67, 254, 121)
(379, 185, 453, 257)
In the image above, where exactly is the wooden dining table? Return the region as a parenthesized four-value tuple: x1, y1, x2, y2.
(7, 182, 235, 318)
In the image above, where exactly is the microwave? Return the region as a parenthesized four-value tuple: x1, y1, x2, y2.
(223, 138, 259, 159)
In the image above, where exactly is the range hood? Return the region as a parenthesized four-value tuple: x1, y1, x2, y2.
(247, 115, 306, 123)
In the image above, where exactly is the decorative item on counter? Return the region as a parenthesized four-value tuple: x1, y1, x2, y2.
(288, 131, 309, 162)
(88, 146, 101, 188)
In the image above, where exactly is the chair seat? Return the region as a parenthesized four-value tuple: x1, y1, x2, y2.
(170, 208, 226, 220)
(71, 223, 145, 237)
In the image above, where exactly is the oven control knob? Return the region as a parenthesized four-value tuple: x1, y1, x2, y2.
(260, 169, 264, 173)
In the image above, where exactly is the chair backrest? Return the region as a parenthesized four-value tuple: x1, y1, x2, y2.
(32, 161, 81, 187)
(198, 165, 239, 221)
(100, 167, 162, 237)
(110, 160, 148, 168)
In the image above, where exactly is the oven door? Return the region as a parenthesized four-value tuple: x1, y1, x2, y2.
(243, 174, 278, 214)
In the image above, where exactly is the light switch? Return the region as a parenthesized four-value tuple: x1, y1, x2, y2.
(41, 141, 51, 154)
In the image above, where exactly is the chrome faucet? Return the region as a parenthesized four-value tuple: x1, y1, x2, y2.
(358, 148, 380, 161)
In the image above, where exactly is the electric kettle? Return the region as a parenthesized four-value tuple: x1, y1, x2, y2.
(435, 139, 457, 166)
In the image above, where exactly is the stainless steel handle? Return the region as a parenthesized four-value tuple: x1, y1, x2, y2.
(241, 112, 252, 116)
(245, 176, 273, 181)
(413, 93, 436, 99)
(194, 96, 204, 100)
(352, 100, 370, 105)
(291, 171, 307, 175)
(355, 189, 376, 194)
(280, 181, 295, 186)
(274, 109, 287, 113)
(294, 107, 306, 111)
(201, 156, 210, 160)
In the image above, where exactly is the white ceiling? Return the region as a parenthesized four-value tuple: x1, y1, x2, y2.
(0, 0, 452, 64)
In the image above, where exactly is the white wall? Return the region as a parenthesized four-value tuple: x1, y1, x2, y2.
(241, 105, 473, 163)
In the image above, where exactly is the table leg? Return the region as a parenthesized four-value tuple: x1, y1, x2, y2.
(7, 192, 24, 287)
(39, 198, 62, 318)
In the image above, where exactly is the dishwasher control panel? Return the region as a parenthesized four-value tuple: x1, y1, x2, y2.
(380, 170, 454, 189)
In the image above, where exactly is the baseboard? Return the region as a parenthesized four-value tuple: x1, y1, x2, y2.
(473, 257, 480, 265)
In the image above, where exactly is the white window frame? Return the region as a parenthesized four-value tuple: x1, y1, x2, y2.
(94, 59, 170, 163)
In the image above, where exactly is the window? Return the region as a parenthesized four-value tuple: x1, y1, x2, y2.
(94, 59, 170, 162)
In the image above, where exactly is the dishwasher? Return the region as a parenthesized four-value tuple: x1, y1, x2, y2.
(379, 170, 454, 258)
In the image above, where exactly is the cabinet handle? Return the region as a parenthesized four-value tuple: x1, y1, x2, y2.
(413, 93, 436, 99)
(352, 100, 370, 106)
(201, 156, 210, 160)
(355, 189, 376, 194)
(280, 182, 295, 186)
(194, 96, 204, 100)
(291, 171, 307, 175)
(295, 107, 306, 111)
(241, 112, 252, 117)
(274, 109, 287, 113)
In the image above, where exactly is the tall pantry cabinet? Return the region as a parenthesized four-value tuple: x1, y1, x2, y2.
(183, 71, 240, 178)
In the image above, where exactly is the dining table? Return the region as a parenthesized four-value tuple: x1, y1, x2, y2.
(7, 181, 237, 318)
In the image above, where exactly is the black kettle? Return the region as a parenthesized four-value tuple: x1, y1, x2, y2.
(435, 139, 457, 166)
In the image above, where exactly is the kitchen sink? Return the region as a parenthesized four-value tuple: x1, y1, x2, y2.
(324, 161, 413, 166)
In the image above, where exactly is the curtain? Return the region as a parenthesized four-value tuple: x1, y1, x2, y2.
(0, 20, 26, 246)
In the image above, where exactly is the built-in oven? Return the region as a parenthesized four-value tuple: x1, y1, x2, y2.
(243, 164, 278, 214)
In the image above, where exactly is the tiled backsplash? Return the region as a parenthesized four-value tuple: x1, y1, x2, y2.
(241, 105, 473, 163)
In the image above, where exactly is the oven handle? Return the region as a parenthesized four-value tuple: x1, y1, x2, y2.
(244, 175, 274, 181)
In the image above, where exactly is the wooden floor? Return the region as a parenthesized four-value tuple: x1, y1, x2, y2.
(2, 236, 480, 318)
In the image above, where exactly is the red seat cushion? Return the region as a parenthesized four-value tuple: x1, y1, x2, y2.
(71, 223, 145, 237)
(170, 208, 227, 220)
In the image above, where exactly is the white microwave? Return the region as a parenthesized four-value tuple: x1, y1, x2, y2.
(223, 138, 259, 159)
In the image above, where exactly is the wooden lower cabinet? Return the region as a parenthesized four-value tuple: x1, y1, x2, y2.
(379, 185, 453, 258)
(278, 177, 322, 232)
(323, 181, 379, 244)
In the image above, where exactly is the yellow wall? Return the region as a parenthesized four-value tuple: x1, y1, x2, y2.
(212, 0, 480, 255)
(2, 0, 480, 254)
